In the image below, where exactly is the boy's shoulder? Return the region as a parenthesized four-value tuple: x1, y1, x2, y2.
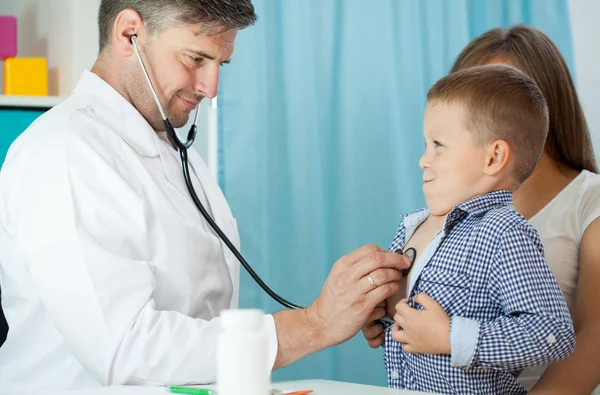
(454, 190, 529, 231)
(478, 202, 526, 228)
(447, 190, 541, 249)
(472, 202, 541, 248)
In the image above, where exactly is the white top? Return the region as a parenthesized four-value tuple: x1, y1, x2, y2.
(519, 170, 600, 392)
(0, 70, 277, 392)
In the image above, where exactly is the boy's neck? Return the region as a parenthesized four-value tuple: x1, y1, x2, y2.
(469, 177, 518, 200)
(486, 176, 519, 194)
(425, 212, 448, 231)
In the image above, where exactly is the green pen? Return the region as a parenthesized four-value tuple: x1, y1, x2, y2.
(168, 386, 214, 395)
(168, 386, 284, 395)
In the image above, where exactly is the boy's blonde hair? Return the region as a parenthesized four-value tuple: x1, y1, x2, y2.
(428, 64, 549, 183)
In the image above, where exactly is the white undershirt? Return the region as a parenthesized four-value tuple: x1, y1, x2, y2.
(519, 170, 600, 393)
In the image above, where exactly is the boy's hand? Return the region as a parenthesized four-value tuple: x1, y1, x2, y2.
(391, 293, 451, 354)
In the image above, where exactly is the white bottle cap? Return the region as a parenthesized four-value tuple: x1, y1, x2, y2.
(220, 309, 264, 330)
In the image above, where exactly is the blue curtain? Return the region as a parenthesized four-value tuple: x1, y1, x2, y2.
(218, 0, 574, 386)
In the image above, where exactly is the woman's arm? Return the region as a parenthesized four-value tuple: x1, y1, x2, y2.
(530, 217, 600, 394)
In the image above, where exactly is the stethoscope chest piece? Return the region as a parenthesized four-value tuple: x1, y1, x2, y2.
(395, 247, 416, 277)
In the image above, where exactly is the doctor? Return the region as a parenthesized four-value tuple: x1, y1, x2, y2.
(0, 0, 408, 391)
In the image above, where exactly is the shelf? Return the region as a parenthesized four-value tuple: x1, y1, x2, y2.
(0, 94, 67, 109)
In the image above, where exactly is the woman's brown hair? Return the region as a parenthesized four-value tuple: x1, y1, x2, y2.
(451, 25, 598, 173)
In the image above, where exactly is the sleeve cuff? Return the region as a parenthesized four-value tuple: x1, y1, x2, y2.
(450, 316, 480, 368)
(264, 314, 278, 372)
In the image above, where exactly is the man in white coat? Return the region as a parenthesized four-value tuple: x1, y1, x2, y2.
(0, 0, 409, 391)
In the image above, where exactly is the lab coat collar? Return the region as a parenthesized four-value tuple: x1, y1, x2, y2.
(73, 70, 160, 157)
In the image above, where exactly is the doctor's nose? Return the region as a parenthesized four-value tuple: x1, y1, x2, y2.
(194, 65, 220, 99)
(419, 150, 431, 170)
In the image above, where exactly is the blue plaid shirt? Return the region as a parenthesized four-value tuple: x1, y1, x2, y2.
(383, 190, 575, 394)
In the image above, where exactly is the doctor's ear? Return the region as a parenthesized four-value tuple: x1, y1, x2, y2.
(483, 140, 511, 177)
(112, 9, 146, 56)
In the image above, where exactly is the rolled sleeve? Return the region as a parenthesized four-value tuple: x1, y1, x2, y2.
(264, 314, 278, 371)
(450, 316, 480, 368)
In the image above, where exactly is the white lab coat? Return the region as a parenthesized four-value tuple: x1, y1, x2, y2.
(0, 70, 277, 392)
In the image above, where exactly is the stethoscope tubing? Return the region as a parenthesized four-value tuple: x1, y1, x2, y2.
(130, 35, 303, 310)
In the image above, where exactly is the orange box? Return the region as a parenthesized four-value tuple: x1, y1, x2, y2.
(4, 57, 48, 96)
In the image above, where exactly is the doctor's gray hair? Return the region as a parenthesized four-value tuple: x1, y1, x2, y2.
(98, 0, 257, 51)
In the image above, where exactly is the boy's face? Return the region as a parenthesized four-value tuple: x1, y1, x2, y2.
(420, 102, 488, 216)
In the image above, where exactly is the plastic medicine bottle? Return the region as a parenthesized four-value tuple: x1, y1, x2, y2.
(217, 309, 269, 395)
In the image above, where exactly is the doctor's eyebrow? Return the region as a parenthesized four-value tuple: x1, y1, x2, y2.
(185, 49, 231, 65)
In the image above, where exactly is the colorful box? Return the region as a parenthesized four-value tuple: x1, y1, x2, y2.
(0, 16, 17, 59)
(4, 57, 48, 96)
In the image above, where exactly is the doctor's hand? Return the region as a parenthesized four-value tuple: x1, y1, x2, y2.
(391, 293, 451, 355)
(361, 300, 387, 348)
(305, 244, 410, 347)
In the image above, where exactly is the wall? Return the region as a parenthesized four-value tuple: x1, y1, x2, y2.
(568, 0, 600, 162)
(0, 0, 99, 96)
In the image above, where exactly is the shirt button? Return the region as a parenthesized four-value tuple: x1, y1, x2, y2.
(547, 334, 556, 345)
(390, 370, 399, 380)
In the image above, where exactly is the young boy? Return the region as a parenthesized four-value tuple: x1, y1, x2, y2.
(382, 65, 575, 394)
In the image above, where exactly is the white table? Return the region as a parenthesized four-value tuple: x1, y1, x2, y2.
(269, 380, 435, 394)
(32, 380, 438, 395)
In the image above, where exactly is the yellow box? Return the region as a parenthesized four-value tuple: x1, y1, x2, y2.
(4, 57, 48, 96)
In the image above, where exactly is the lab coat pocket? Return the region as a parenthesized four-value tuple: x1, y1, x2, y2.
(414, 268, 470, 317)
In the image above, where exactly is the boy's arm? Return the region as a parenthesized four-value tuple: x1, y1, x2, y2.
(451, 224, 576, 371)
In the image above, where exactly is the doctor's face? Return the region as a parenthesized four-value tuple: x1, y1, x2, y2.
(128, 24, 237, 130)
(420, 102, 488, 216)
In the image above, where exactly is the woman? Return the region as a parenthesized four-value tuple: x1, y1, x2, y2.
(363, 25, 600, 394)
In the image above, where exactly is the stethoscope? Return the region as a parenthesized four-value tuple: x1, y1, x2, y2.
(130, 35, 303, 310)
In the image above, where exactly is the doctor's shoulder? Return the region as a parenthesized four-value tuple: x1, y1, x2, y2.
(3, 97, 122, 172)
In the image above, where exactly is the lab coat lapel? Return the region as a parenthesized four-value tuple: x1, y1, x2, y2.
(74, 70, 160, 158)
(186, 150, 241, 309)
(159, 144, 241, 308)
(75, 70, 241, 308)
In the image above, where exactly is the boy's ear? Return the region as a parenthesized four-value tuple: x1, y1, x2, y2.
(483, 140, 511, 176)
